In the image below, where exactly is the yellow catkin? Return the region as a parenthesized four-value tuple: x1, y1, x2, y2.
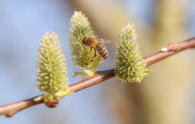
(37, 32, 71, 102)
(114, 24, 150, 83)
(69, 11, 102, 76)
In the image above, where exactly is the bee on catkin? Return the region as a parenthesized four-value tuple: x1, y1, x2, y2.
(82, 36, 108, 59)
(69, 11, 106, 77)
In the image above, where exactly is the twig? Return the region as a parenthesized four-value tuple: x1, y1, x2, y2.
(0, 37, 195, 118)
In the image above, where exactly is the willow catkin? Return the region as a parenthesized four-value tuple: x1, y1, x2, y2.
(114, 24, 150, 83)
(37, 32, 71, 102)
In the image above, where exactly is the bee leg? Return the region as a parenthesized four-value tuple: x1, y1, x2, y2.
(90, 47, 94, 53)
(91, 47, 96, 57)
(94, 50, 97, 57)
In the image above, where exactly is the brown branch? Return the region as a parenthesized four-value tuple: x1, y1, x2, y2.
(0, 37, 195, 118)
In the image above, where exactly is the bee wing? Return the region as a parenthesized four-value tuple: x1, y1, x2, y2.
(103, 39, 112, 44)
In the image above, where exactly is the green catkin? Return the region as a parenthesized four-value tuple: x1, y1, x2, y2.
(114, 23, 150, 83)
(69, 11, 102, 76)
(37, 32, 71, 102)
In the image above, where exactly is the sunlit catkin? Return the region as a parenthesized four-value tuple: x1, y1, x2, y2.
(114, 24, 150, 83)
(69, 11, 102, 76)
(37, 32, 71, 103)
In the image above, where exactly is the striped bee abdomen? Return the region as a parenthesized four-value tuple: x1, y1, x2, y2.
(96, 44, 108, 59)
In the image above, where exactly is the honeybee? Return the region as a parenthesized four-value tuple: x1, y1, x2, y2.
(82, 36, 108, 59)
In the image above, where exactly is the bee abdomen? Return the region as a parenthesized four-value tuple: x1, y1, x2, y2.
(96, 45, 108, 59)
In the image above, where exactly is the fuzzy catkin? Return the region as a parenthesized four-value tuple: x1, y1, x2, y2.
(37, 32, 70, 102)
(114, 24, 149, 83)
(69, 11, 102, 71)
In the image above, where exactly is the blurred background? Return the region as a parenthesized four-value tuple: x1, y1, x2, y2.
(0, 0, 195, 124)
